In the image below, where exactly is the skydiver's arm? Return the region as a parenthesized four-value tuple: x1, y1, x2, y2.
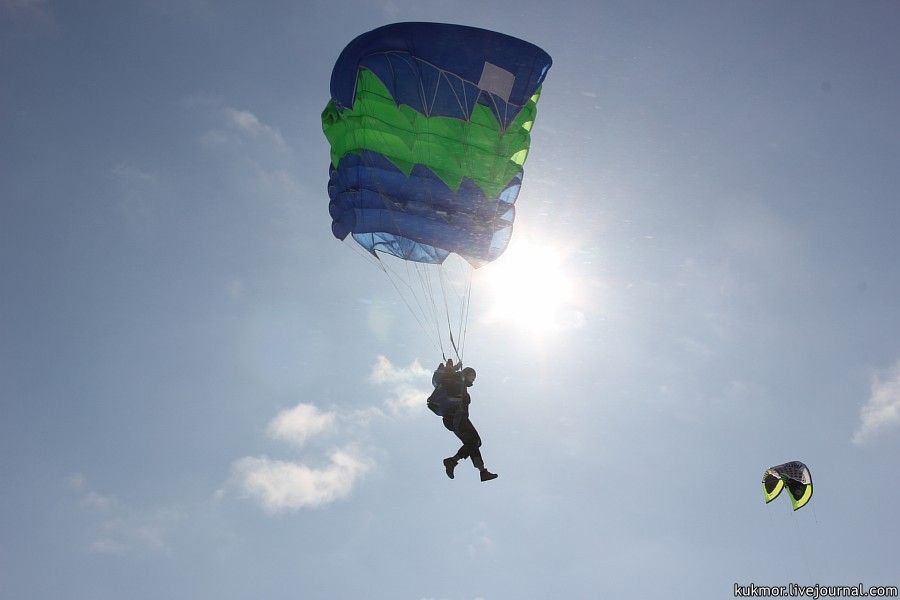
(432, 363, 446, 388)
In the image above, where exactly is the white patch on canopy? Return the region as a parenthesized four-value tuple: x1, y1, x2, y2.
(477, 62, 515, 103)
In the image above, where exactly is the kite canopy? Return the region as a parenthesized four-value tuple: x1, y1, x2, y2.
(763, 461, 813, 511)
(322, 22, 552, 267)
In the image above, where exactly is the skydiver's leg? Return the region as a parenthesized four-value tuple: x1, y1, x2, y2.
(441, 416, 461, 478)
(442, 414, 468, 460)
(442, 416, 496, 481)
(453, 418, 484, 470)
(456, 418, 496, 481)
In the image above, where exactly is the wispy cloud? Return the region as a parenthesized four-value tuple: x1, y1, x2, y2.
(369, 355, 428, 384)
(384, 386, 429, 415)
(369, 355, 430, 416)
(87, 538, 126, 554)
(231, 448, 372, 513)
(66, 473, 87, 490)
(222, 107, 288, 150)
(267, 403, 336, 448)
(88, 514, 175, 555)
(190, 100, 304, 212)
(108, 162, 159, 226)
(66, 474, 178, 554)
(853, 361, 900, 444)
(376, 0, 401, 18)
(111, 163, 157, 185)
(190, 98, 289, 153)
(82, 490, 118, 511)
(465, 522, 494, 557)
(67, 473, 117, 509)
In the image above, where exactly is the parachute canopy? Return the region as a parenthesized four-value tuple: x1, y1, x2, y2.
(322, 22, 552, 267)
(763, 461, 813, 511)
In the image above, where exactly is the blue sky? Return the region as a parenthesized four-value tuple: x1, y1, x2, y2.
(2, 1, 899, 598)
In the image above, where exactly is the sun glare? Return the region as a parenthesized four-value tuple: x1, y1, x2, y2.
(480, 235, 580, 336)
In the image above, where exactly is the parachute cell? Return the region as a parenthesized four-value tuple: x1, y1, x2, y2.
(763, 461, 813, 511)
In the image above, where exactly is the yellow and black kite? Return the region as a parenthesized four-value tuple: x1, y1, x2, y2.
(763, 461, 813, 511)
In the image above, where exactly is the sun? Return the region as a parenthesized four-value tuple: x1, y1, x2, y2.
(479, 234, 580, 336)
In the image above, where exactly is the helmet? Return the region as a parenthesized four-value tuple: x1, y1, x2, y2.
(462, 367, 476, 385)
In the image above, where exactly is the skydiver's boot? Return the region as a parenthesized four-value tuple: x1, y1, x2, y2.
(443, 457, 458, 479)
(479, 468, 498, 482)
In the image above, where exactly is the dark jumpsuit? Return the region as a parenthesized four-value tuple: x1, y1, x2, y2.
(436, 367, 484, 470)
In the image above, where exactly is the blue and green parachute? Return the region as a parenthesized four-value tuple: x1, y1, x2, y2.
(323, 22, 551, 266)
(763, 461, 813, 511)
(322, 22, 552, 356)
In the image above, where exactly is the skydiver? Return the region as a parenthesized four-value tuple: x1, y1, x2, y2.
(430, 358, 498, 482)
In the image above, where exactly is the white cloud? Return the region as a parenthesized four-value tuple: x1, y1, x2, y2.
(82, 491, 118, 511)
(439, 522, 495, 565)
(384, 386, 428, 415)
(465, 522, 494, 557)
(369, 355, 428, 384)
(190, 99, 289, 154)
(256, 167, 302, 198)
(468, 534, 494, 557)
(66, 473, 86, 491)
(267, 403, 336, 448)
(192, 101, 303, 212)
(377, 0, 401, 18)
(231, 448, 372, 513)
(346, 405, 387, 427)
(88, 538, 126, 555)
(108, 162, 158, 226)
(230, 356, 431, 514)
(199, 129, 229, 147)
(86, 514, 173, 554)
(223, 107, 287, 150)
(66, 475, 177, 553)
(67, 474, 117, 511)
(368, 356, 430, 416)
(853, 361, 900, 444)
(111, 163, 157, 185)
